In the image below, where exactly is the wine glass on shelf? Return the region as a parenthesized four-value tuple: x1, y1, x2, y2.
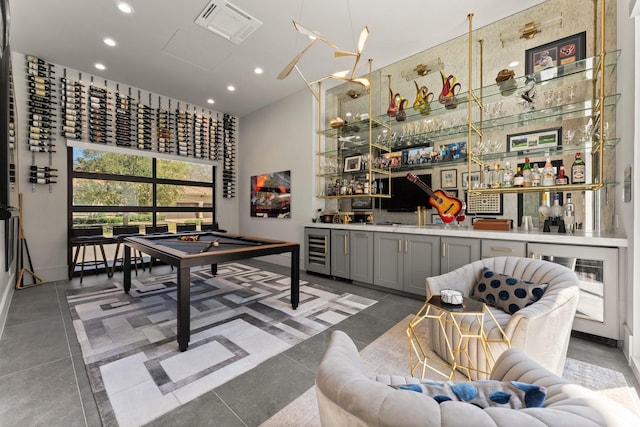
(456, 202, 466, 228)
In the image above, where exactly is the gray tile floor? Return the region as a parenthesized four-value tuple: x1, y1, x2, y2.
(0, 260, 638, 426)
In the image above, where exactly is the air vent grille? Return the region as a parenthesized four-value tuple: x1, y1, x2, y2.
(195, 0, 262, 45)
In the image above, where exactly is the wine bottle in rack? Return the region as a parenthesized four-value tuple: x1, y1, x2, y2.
(29, 177, 58, 184)
(29, 145, 56, 153)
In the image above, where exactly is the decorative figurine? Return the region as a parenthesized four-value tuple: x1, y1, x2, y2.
(438, 71, 461, 110)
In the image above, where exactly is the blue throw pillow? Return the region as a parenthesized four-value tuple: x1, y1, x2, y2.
(471, 267, 548, 314)
(393, 379, 546, 409)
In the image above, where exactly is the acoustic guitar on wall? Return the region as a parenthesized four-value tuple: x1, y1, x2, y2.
(406, 173, 462, 223)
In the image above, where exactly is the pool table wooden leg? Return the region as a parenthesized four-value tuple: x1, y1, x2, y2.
(177, 266, 191, 351)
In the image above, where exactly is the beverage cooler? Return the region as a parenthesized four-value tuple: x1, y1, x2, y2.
(528, 243, 619, 344)
(304, 228, 330, 275)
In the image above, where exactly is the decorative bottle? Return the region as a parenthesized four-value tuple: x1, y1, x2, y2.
(555, 162, 568, 185)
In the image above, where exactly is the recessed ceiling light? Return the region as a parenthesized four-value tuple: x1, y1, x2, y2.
(254, 67, 263, 75)
(227, 85, 236, 92)
(103, 38, 117, 47)
(117, 2, 133, 14)
(207, 99, 215, 104)
(94, 63, 106, 71)
(509, 60, 519, 67)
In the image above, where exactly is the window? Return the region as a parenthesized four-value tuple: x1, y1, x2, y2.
(69, 147, 216, 234)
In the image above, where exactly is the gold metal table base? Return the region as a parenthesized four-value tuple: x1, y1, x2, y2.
(407, 295, 510, 380)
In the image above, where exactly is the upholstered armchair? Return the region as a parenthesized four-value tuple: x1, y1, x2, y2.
(425, 256, 579, 379)
(315, 330, 639, 427)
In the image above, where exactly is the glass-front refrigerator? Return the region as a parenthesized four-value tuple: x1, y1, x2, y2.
(528, 243, 619, 344)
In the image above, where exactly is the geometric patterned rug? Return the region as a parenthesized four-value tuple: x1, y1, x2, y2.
(66, 262, 377, 427)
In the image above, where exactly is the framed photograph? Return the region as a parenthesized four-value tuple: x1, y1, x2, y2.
(461, 171, 481, 189)
(431, 214, 444, 225)
(344, 155, 362, 172)
(507, 127, 562, 152)
(440, 169, 457, 189)
(525, 32, 587, 76)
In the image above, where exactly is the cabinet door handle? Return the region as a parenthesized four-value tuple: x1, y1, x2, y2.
(405, 239, 408, 253)
(344, 235, 348, 255)
(324, 235, 328, 254)
(398, 239, 402, 253)
(442, 242, 446, 257)
(490, 246, 512, 253)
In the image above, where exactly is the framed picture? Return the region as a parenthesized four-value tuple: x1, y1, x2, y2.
(440, 169, 457, 189)
(525, 32, 587, 76)
(507, 127, 562, 152)
(444, 189, 459, 199)
(431, 214, 444, 225)
(344, 155, 362, 172)
(250, 170, 291, 218)
(461, 171, 481, 189)
(351, 197, 372, 210)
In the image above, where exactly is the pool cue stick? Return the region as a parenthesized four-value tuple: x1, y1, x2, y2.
(16, 193, 45, 289)
(178, 239, 258, 246)
(199, 240, 218, 253)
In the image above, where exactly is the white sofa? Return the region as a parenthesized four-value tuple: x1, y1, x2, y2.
(315, 330, 640, 427)
(426, 256, 579, 379)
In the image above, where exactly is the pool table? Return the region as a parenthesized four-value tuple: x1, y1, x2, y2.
(122, 231, 300, 351)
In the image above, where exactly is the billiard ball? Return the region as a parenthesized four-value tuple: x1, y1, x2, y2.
(213, 241, 219, 247)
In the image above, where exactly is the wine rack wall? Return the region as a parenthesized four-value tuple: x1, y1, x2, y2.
(26, 55, 57, 190)
(20, 54, 237, 197)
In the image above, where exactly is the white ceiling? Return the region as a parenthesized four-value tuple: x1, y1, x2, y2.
(9, 0, 547, 118)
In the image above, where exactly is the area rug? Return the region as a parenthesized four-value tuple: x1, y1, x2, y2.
(261, 314, 640, 426)
(66, 262, 377, 427)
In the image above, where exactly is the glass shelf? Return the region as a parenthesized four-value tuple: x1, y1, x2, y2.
(357, 51, 621, 133)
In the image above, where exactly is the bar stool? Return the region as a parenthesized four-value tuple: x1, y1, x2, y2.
(145, 224, 172, 272)
(110, 225, 145, 276)
(176, 223, 197, 232)
(70, 226, 115, 283)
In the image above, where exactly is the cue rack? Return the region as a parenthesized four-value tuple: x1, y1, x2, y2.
(19, 54, 237, 197)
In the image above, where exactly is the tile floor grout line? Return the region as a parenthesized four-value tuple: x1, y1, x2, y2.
(56, 282, 91, 427)
(212, 389, 250, 427)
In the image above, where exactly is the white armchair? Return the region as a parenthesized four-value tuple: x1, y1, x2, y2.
(426, 256, 579, 379)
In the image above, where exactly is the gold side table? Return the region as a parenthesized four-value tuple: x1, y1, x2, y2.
(407, 295, 510, 380)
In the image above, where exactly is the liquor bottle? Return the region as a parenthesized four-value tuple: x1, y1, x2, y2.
(563, 193, 576, 233)
(538, 193, 551, 222)
(550, 193, 563, 224)
(482, 164, 491, 188)
(571, 152, 586, 184)
(513, 166, 524, 187)
(531, 163, 541, 187)
(542, 157, 555, 186)
(555, 162, 568, 185)
(502, 162, 513, 188)
(523, 157, 532, 187)
(491, 162, 502, 188)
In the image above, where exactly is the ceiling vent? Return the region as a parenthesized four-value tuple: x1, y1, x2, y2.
(195, 0, 262, 45)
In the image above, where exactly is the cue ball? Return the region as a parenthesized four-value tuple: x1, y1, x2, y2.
(213, 241, 219, 247)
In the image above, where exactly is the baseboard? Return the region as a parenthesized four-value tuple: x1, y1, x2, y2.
(571, 330, 619, 347)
